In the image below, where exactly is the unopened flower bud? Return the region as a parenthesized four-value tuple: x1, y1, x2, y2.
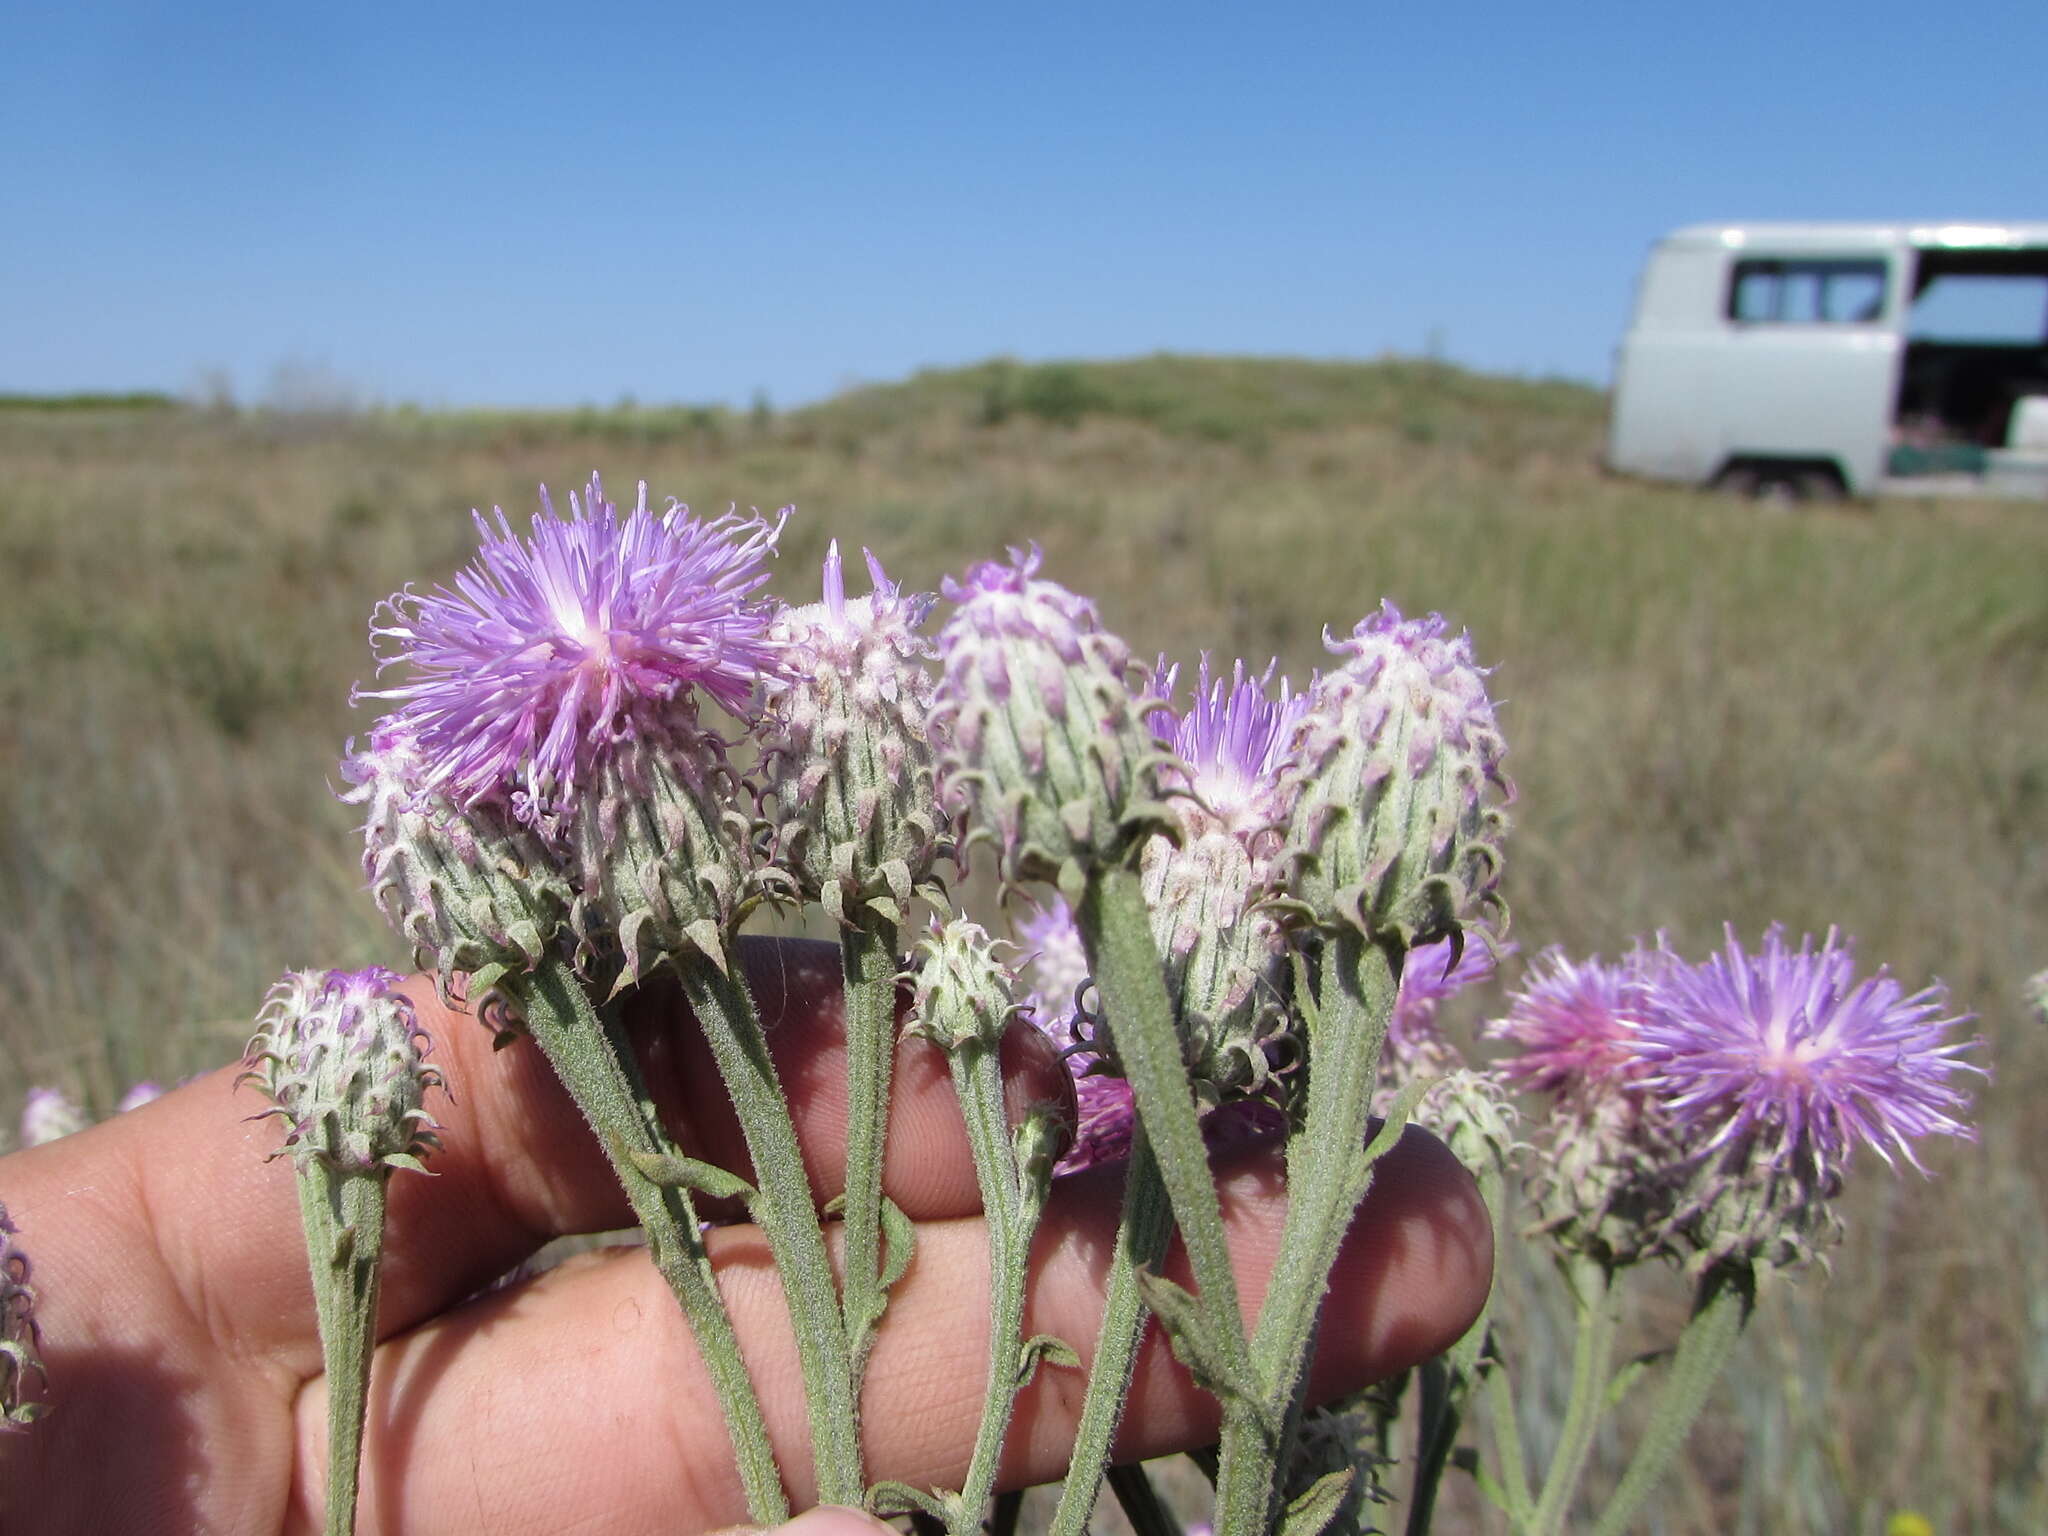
(571, 723, 761, 983)
(933, 546, 1173, 893)
(241, 968, 445, 1176)
(1283, 602, 1509, 950)
(342, 725, 578, 1005)
(759, 543, 950, 926)
(0, 1202, 46, 1430)
(907, 918, 1024, 1052)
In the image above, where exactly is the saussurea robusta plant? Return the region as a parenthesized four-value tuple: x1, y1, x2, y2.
(4, 474, 1987, 1536)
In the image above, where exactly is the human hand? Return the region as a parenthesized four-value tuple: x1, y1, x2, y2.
(2, 937, 1491, 1534)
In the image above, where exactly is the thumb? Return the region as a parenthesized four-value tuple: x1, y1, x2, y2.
(714, 1508, 901, 1536)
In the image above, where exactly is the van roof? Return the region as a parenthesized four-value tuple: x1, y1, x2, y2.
(1661, 221, 2048, 253)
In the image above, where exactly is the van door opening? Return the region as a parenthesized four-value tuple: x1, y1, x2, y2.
(1891, 249, 2048, 477)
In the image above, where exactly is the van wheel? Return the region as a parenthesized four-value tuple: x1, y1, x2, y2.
(1794, 470, 1846, 503)
(1709, 465, 1760, 498)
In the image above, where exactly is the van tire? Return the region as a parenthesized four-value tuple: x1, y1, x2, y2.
(1794, 469, 1847, 503)
(1708, 462, 1846, 504)
(1709, 465, 1761, 498)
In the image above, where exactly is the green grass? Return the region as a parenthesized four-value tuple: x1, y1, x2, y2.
(2, 356, 2044, 1532)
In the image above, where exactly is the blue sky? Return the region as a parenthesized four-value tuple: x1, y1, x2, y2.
(6, 3, 2043, 407)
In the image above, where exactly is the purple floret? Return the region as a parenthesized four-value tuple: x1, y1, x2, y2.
(1631, 925, 1982, 1178)
(1487, 946, 1658, 1098)
(362, 473, 784, 826)
(1148, 655, 1310, 834)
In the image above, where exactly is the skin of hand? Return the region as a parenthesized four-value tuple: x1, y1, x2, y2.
(1, 938, 1492, 1535)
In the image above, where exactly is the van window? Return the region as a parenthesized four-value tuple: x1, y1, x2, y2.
(1908, 273, 2048, 344)
(1728, 259, 1888, 324)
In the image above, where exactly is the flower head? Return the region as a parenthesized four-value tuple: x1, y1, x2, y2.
(116, 1082, 165, 1114)
(932, 545, 1170, 892)
(1384, 933, 1506, 1077)
(1282, 601, 1509, 949)
(1148, 655, 1311, 842)
(363, 474, 785, 826)
(19, 1088, 87, 1149)
(1016, 895, 1091, 1040)
(241, 967, 445, 1175)
(1632, 925, 1982, 1180)
(758, 543, 949, 925)
(906, 917, 1024, 1053)
(0, 1202, 46, 1431)
(341, 722, 578, 1007)
(1487, 946, 1657, 1098)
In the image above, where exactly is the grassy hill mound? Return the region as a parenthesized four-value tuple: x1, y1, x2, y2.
(797, 352, 1606, 445)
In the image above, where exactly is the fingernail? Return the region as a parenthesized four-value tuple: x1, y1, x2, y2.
(774, 1506, 898, 1536)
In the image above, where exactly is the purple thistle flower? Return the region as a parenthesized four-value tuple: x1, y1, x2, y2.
(19, 1088, 87, 1148)
(1383, 935, 1508, 1077)
(116, 1081, 165, 1114)
(1148, 655, 1311, 839)
(1631, 925, 1982, 1179)
(1486, 946, 1660, 1099)
(362, 473, 785, 826)
(1016, 895, 1092, 1040)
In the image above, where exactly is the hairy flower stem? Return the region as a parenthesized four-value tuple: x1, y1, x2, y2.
(1079, 867, 1247, 1330)
(839, 913, 901, 1399)
(1589, 1267, 1750, 1536)
(945, 1035, 1051, 1534)
(676, 952, 864, 1506)
(1217, 930, 1400, 1536)
(295, 1163, 386, 1536)
(1047, 1135, 1173, 1536)
(1078, 867, 1258, 1531)
(1528, 1258, 1620, 1536)
(1409, 1159, 1511, 1534)
(513, 958, 788, 1523)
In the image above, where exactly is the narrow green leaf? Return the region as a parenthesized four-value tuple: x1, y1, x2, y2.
(878, 1196, 917, 1294)
(866, 1481, 952, 1521)
(1017, 1333, 1082, 1385)
(1277, 1467, 1355, 1536)
(1136, 1269, 1268, 1423)
(626, 1148, 757, 1204)
(1604, 1349, 1666, 1410)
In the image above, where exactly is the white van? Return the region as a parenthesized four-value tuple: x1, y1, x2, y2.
(1606, 222, 2048, 501)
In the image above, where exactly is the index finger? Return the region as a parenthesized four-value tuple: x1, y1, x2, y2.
(5, 937, 1073, 1378)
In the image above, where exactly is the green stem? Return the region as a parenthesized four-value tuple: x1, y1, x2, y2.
(1410, 1159, 1510, 1529)
(1589, 1268, 1751, 1536)
(295, 1163, 386, 1536)
(1080, 867, 1261, 1533)
(676, 952, 864, 1507)
(1077, 867, 1247, 1343)
(1483, 1356, 1537, 1527)
(1218, 930, 1399, 1536)
(1529, 1259, 1619, 1536)
(1047, 1135, 1175, 1536)
(945, 1038, 1045, 1534)
(839, 913, 901, 1400)
(514, 957, 788, 1523)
